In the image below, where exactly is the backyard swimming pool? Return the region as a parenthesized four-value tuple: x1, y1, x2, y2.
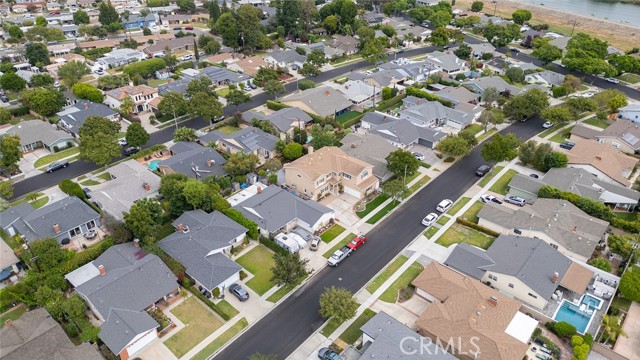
(148, 160, 161, 171)
(581, 294, 604, 310)
(553, 298, 596, 334)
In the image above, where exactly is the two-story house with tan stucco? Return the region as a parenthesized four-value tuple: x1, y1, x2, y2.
(283, 146, 379, 201)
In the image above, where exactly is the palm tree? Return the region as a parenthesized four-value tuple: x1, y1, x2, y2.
(119, 97, 135, 116)
(599, 315, 627, 343)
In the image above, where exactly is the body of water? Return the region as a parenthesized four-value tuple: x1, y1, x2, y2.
(520, 0, 640, 27)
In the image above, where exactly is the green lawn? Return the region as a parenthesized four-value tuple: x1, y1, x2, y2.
(489, 169, 518, 195)
(320, 224, 346, 243)
(321, 317, 343, 337)
(148, 78, 169, 87)
(323, 233, 356, 258)
(478, 166, 503, 188)
(436, 215, 450, 226)
(611, 296, 632, 313)
(236, 245, 276, 295)
(0, 305, 26, 328)
(379, 262, 424, 303)
(549, 126, 574, 143)
(447, 197, 471, 216)
(267, 284, 294, 303)
(216, 125, 240, 134)
(462, 201, 484, 224)
(215, 300, 239, 319)
(436, 223, 496, 250)
(336, 111, 361, 125)
(424, 226, 439, 239)
(539, 126, 560, 139)
(619, 73, 640, 84)
(356, 194, 389, 218)
(477, 128, 497, 142)
(338, 309, 377, 344)
(408, 175, 431, 194)
(463, 124, 483, 136)
(80, 179, 100, 186)
(583, 117, 611, 129)
(97, 172, 111, 181)
(366, 256, 409, 293)
(164, 297, 225, 358)
(31, 196, 49, 209)
(613, 211, 637, 222)
(366, 200, 400, 224)
(216, 87, 230, 97)
(191, 318, 248, 360)
(154, 222, 177, 240)
(33, 147, 80, 168)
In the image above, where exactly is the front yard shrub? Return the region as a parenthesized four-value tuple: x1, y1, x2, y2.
(265, 100, 290, 111)
(444, 156, 455, 162)
(456, 217, 500, 237)
(239, 270, 247, 280)
(188, 286, 231, 321)
(548, 321, 577, 338)
(405, 87, 453, 107)
(259, 236, 288, 255)
(58, 179, 86, 199)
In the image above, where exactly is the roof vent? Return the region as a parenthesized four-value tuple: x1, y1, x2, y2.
(488, 296, 499, 307)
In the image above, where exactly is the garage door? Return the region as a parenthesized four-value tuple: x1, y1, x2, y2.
(126, 329, 157, 356)
(417, 138, 433, 149)
(344, 186, 360, 198)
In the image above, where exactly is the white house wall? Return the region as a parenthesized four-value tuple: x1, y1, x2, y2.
(480, 272, 547, 310)
(125, 328, 158, 356)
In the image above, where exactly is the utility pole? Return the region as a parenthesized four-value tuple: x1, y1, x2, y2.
(571, 19, 578, 36)
(493, 0, 498, 16)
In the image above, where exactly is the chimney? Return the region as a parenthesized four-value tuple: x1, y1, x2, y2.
(133, 238, 140, 247)
(53, 224, 60, 234)
(573, 226, 577, 232)
(325, 90, 330, 96)
(308, 146, 314, 154)
(5, 319, 12, 328)
(257, 186, 262, 193)
(143, 182, 151, 191)
(345, 85, 349, 90)
(383, 116, 387, 122)
(351, 144, 356, 148)
(177, 223, 184, 232)
(98, 265, 106, 276)
(488, 296, 499, 307)
(207, 159, 215, 167)
(83, 102, 89, 109)
(595, 156, 602, 160)
(552, 272, 559, 284)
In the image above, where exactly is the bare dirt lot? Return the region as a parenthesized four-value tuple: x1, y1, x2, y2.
(454, 0, 640, 50)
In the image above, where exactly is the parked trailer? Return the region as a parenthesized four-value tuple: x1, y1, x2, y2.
(274, 233, 300, 253)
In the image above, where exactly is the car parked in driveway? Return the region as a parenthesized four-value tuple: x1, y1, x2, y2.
(347, 233, 367, 250)
(475, 165, 491, 177)
(504, 195, 526, 207)
(46, 160, 69, 173)
(229, 283, 249, 301)
(436, 199, 453, 212)
(412, 152, 425, 161)
(310, 237, 320, 251)
(318, 348, 340, 360)
(559, 141, 575, 150)
(480, 195, 502, 204)
(421, 212, 438, 226)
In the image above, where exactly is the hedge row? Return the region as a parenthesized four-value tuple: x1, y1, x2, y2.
(58, 237, 115, 274)
(376, 94, 405, 112)
(8, 106, 29, 116)
(405, 87, 453, 108)
(259, 236, 288, 255)
(265, 100, 290, 111)
(222, 208, 259, 239)
(456, 217, 500, 237)
(188, 286, 231, 321)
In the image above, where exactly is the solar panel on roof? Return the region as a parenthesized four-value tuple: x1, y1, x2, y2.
(621, 132, 640, 146)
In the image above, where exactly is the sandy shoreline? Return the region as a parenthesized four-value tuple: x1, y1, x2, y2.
(454, 0, 640, 50)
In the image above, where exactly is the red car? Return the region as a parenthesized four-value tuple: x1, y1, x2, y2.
(185, 26, 194, 30)
(347, 233, 367, 250)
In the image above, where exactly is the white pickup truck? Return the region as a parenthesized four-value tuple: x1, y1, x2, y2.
(327, 246, 352, 267)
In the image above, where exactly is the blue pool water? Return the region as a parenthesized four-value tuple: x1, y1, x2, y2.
(554, 300, 592, 334)
(581, 294, 603, 310)
(148, 160, 161, 171)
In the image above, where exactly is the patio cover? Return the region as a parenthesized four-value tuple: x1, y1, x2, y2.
(560, 262, 593, 294)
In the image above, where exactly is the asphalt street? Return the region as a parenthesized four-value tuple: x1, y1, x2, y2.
(214, 116, 546, 360)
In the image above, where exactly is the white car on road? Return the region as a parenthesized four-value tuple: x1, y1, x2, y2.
(421, 212, 438, 227)
(436, 199, 453, 213)
(542, 121, 553, 129)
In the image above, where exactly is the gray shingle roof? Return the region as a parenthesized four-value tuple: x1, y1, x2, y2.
(205, 126, 278, 153)
(266, 49, 307, 64)
(159, 142, 226, 179)
(200, 66, 250, 84)
(0, 308, 103, 360)
(347, 69, 405, 87)
(340, 133, 396, 181)
(283, 86, 352, 118)
(360, 311, 457, 360)
(400, 99, 474, 127)
(371, 118, 446, 146)
(158, 79, 190, 95)
(158, 210, 246, 291)
(571, 124, 602, 140)
(541, 168, 640, 204)
(57, 101, 119, 133)
(0, 197, 100, 242)
(601, 119, 640, 149)
(100, 309, 158, 356)
(463, 76, 522, 95)
(477, 199, 609, 259)
(426, 51, 466, 72)
(233, 185, 333, 232)
(245, 107, 313, 133)
(444, 243, 495, 280)
(509, 173, 544, 196)
(360, 111, 396, 127)
(6, 120, 74, 148)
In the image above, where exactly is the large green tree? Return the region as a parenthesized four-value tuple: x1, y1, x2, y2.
(215, 13, 239, 49)
(223, 152, 259, 176)
(503, 88, 549, 121)
(619, 269, 640, 303)
(78, 116, 122, 167)
(541, 106, 574, 126)
(271, 252, 309, 286)
(0, 135, 22, 173)
(481, 133, 521, 165)
(57, 61, 91, 87)
(25, 43, 51, 66)
(0, 72, 27, 92)
(123, 201, 155, 239)
(319, 286, 358, 323)
(386, 149, 420, 178)
(382, 178, 409, 203)
(21, 88, 66, 116)
(174, 127, 198, 142)
(437, 135, 472, 156)
(511, 9, 532, 25)
(189, 93, 223, 126)
(125, 122, 150, 148)
(71, 83, 104, 103)
(263, 79, 285, 100)
(98, 1, 120, 26)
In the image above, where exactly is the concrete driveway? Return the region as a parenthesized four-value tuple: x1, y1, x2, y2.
(614, 301, 640, 360)
(133, 339, 178, 360)
(408, 144, 439, 166)
(322, 194, 360, 228)
(223, 281, 272, 323)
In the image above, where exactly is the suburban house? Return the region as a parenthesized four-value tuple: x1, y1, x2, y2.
(347, 68, 405, 88)
(6, 120, 74, 153)
(159, 210, 247, 294)
(199, 126, 278, 164)
(244, 107, 313, 138)
(198, 66, 252, 86)
(283, 146, 379, 200)
(330, 80, 381, 108)
(329, 35, 358, 55)
(105, 85, 159, 114)
(369, 115, 446, 149)
(65, 243, 179, 360)
(618, 104, 640, 124)
(143, 36, 195, 57)
(571, 121, 640, 154)
(0, 239, 20, 282)
(400, 96, 474, 130)
(263, 49, 306, 69)
(0, 308, 103, 360)
(225, 55, 268, 77)
(231, 184, 334, 236)
(0, 197, 100, 244)
(445, 235, 594, 310)
(462, 76, 522, 96)
(524, 70, 565, 87)
(469, 42, 496, 58)
(340, 132, 396, 182)
(435, 86, 481, 106)
(57, 101, 120, 137)
(120, 12, 157, 29)
(425, 51, 466, 74)
(379, 59, 438, 82)
(45, 53, 86, 77)
(413, 262, 538, 360)
(359, 311, 457, 360)
(87, 161, 160, 220)
(477, 199, 609, 262)
(97, 49, 147, 69)
(281, 87, 352, 118)
(566, 139, 638, 187)
(158, 141, 227, 180)
(507, 168, 640, 211)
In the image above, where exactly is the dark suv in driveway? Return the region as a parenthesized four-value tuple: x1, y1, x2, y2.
(229, 283, 249, 301)
(45, 160, 69, 173)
